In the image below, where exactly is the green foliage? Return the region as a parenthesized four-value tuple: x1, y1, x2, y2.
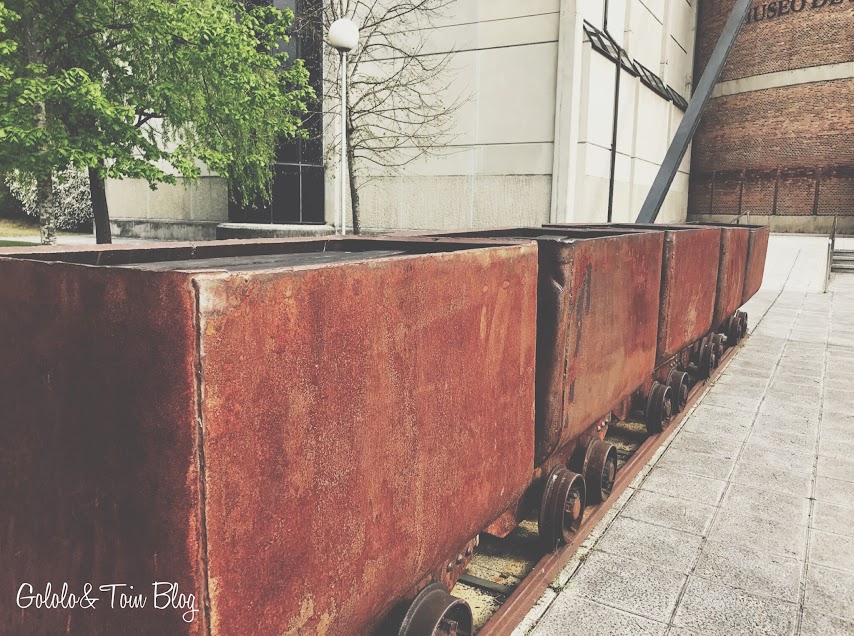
(0, 0, 313, 204)
(7, 168, 93, 229)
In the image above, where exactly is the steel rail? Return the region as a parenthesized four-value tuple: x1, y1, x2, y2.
(478, 339, 745, 635)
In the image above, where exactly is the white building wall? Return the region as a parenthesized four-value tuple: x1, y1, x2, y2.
(348, 1, 562, 232)
(343, 0, 697, 232)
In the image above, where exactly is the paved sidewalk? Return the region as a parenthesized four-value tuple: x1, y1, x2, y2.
(514, 235, 854, 636)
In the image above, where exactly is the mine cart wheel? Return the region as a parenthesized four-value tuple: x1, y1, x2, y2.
(698, 336, 716, 378)
(667, 369, 690, 413)
(399, 582, 473, 636)
(738, 311, 748, 339)
(726, 314, 742, 345)
(538, 466, 586, 552)
(645, 381, 673, 434)
(712, 334, 726, 366)
(583, 440, 618, 505)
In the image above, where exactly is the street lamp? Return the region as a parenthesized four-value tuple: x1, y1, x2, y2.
(328, 18, 359, 235)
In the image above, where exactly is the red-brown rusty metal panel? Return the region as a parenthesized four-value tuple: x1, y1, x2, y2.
(192, 242, 537, 636)
(409, 228, 662, 468)
(742, 225, 770, 303)
(548, 232, 662, 462)
(713, 226, 750, 327)
(545, 223, 722, 366)
(657, 228, 721, 361)
(0, 257, 206, 635)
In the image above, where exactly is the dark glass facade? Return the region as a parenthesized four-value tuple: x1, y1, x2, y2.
(231, 0, 325, 224)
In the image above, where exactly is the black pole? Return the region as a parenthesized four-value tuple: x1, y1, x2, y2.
(635, 0, 752, 224)
(606, 40, 621, 222)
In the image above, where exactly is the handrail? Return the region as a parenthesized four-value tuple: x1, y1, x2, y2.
(825, 215, 837, 294)
(731, 212, 751, 225)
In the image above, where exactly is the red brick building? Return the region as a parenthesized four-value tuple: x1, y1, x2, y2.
(688, 0, 854, 231)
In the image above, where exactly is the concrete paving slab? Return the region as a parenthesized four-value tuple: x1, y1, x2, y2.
(530, 592, 668, 636)
(815, 476, 854, 508)
(638, 467, 727, 507)
(706, 509, 808, 560)
(719, 483, 811, 526)
(815, 455, 854, 481)
(692, 542, 802, 604)
(729, 461, 813, 498)
(594, 516, 703, 574)
(799, 608, 854, 636)
(809, 530, 854, 573)
(804, 564, 854, 621)
(672, 576, 797, 636)
(620, 490, 717, 536)
(811, 501, 854, 538)
(563, 551, 686, 623)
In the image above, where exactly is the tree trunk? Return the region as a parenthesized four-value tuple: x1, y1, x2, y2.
(36, 172, 56, 245)
(89, 162, 112, 244)
(346, 136, 360, 234)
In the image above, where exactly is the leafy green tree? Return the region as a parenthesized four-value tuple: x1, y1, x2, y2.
(0, 0, 312, 244)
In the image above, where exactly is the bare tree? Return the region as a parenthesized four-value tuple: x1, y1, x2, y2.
(297, 0, 465, 233)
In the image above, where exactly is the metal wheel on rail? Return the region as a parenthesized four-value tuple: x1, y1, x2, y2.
(582, 439, 618, 505)
(538, 465, 586, 552)
(645, 381, 673, 434)
(738, 311, 748, 340)
(398, 582, 473, 636)
(711, 333, 726, 366)
(697, 336, 716, 378)
(667, 369, 689, 413)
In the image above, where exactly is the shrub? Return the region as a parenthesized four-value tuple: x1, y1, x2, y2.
(6, 168, 93, 231)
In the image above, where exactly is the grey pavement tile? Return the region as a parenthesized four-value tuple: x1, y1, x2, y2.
(700, 391, 762, 414)
(773, 371, 824, 386)
(693, 542, 801, 603)
(767, 380, 822, 399)
(818, 436, 854, 460)
(759, 400, 822, 423)
(706, 383, 767, 402)
(656, 447, 738, 481)
(826, 375, 854, 392)
(668, 430, 744, 458)
(707, 509, 808, 560)
(720, 483, 810, 527)
(816, 454, 854, 481)
(639, 466, 727, 507)
(799, 608, 854, 636)
(804, 564, 854, 621)
(672, 576, 797, 636)
(595, 517, 703, 574)
(822, 410, 854, 430)
(531, 591, 668, 636)
(563, 551, 686, 623)
(680, 409, 753, 440)
(810, 530, 854, 573)
(714, 372, 770, 388)
(730, 461, 813, 498)
(812, 501, 854, 538)
(815, 476, 854, 509)
(739, 441, 816, 475)
(752, 413, 819, 437)
(747, 427, 818, 455)
(620, 490, 717, 536)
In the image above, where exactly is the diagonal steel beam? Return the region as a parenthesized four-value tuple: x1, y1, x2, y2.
(635, 0, 753, 224)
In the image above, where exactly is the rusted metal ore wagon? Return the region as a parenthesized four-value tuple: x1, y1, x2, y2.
(548, 223, 767, 392)
(0, 237, 539, 636)
(406, 227, 667, 549)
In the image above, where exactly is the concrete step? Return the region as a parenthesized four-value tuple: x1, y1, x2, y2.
(832, 264, 854, 273)
(833, 253, 854, 262)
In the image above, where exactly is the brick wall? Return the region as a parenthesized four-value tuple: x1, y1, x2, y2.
(689, 0, 854, 221)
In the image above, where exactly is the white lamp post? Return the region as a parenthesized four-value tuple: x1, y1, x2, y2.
(328, 18, 359, 235)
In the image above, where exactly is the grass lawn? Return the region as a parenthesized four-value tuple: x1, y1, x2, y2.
(0, 239, 37, 247)
(0, 218, 90, 238)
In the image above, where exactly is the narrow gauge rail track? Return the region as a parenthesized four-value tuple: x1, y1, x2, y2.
(453, 338, 745, 635)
